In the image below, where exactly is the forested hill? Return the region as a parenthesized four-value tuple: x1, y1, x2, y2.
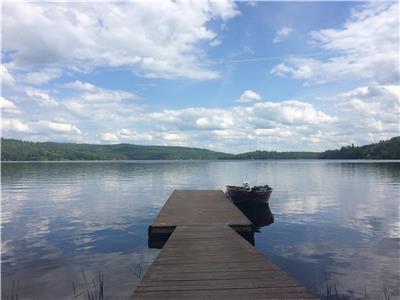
(318, 136, 400, 159)
(1, 137, 399, 161)
(234, 151, 319, 159)
(238, 137, 399, 160)
(0, 139, 233, 161)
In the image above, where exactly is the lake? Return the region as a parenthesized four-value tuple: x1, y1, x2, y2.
(1, 160, 399, 299)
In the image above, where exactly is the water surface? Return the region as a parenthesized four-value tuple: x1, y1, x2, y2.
(2, 160, 399, 299)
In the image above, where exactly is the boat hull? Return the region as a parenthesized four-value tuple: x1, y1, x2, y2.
(226, 186, 272, 203)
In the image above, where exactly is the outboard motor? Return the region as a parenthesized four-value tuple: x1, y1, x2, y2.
(243, 181, 250, 189)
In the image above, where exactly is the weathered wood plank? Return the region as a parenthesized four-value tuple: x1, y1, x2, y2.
(132, 190, 315, 299)
(144, 275, 293, 284)
(149, 190, 252, 231)
(133, 287, 315, 300)
(137, 276, 302, 287)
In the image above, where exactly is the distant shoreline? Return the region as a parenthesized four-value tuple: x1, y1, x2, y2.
(1, 137, 399, 161)
(2, 159, 400, 163)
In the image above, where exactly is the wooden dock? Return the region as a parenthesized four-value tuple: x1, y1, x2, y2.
(133, 190, 314, 299)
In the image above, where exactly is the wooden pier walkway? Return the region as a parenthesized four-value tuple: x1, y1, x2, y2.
(132, 190, 314, 299)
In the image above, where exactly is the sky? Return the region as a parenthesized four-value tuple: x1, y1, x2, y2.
(1, 1, 399, 153)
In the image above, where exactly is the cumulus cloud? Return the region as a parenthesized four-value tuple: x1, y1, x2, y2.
(149, 108, 234, 131)
(99, 132, 119, 143)
(39, 121, 82, 135)
(3, 1, 239, 80)
(1, 118, 31, 133)
(99, 128, 153, 143)
(76, 89, 134, 104)
(129, 86, 397, 151)
(62, 81, 97, 92)
(1, 82, 139, 142)
(2, 79, 398, 152)
(1, 3, 397, 152)
(24, 68, 62, 85)
(0, 97, 22, 115)
(61, 81, 140, 122)
(333, 85, 400, 143)
(163, 132, 187, 142)
(1, 64, 16, 86)
(24, 87, 59, 107)
(273, 26, 293, 43)
(3, 78, 339, 151)
(1, 118, 83, 141)
(248, 100, 335, 127)
(271, 2, 399, 85)
(237, 90, 262, 103)
(142, 99, 335, 150)
(209, 38, 222, 47)
(63, 81, 140, 105)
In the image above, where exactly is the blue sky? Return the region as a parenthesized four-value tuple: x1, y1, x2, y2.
(1, 1, 399, 152)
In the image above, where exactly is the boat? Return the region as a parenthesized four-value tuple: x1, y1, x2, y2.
(226, 182, 272, 203)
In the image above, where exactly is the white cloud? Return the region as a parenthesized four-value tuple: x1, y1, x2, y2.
(237, 90, 262, 103)
(273, 26, 293, 43)
(0, 97, 22, 115)
(245, 1, 257, 7)
(79, 89, 134, 104)
(1, 118, 83, 140)
(134, 86, 397, 151)
(62, 82, 136, 104)
(3, 1, 239, 80)
(1, 118, 31, 133)
(63, 81, 97, 92)
(334, 85, 400, 140)
(163, 132, 187, 142)
(271, 2, 399, 85)
(2, 79, 397, 152)
(118, 128, 153, 142)
(24, 87, 59, 107)
(1, 64, 16, 86)
(13, 93, 332, 150)
(149, 108, 234, 131)
(99, 128, 153, 143)
(249, 100, 335, 127)
(38, 121, 82, 135)
(99, 132, 119, 143)
(146, 100, 336, 131)
(209, 38, 222, 47)
(62, 82, 140, 123)
(24, 68, 62, 85)
(142, 99, 335, 151)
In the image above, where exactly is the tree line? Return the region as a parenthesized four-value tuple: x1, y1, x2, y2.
(1, 136, 399, 161)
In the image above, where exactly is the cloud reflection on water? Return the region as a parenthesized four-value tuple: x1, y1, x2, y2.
(1, 161, 399, 299)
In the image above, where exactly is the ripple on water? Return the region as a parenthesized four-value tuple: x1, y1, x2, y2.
(1, 160, 399, 299)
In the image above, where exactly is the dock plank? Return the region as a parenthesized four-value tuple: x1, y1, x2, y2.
(132, 190, 315, 299)
(149, 190, 252, 233)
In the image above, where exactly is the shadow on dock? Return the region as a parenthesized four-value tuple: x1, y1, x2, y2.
(148, 201, 274, 249)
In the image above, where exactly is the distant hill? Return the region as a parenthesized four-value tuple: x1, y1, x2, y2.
(1, 137, 399, 161)
(318, 136, 400, 159)
(0, 139, 233, 161)
(234, 150, 319, 160)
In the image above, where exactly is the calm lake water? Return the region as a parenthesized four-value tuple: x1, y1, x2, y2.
(2, 160, 400, 299)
